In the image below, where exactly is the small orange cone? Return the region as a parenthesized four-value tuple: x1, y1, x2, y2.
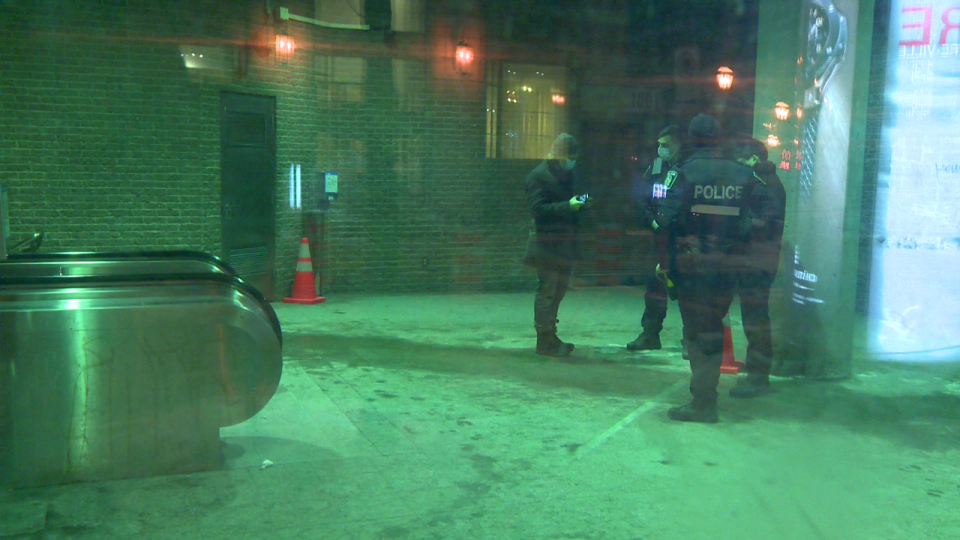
(720, 311, 743, 374)
(283, 237, 326, 304)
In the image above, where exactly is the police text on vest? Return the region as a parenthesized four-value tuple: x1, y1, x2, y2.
(694, 185, 743, 200)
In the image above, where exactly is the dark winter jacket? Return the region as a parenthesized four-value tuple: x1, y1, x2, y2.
(656, 147, 760, 272)
(523, 159, 585, 269)
(747, 160, 787, 275)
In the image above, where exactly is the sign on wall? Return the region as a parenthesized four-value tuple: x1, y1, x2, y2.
(867, 1, 960, 360)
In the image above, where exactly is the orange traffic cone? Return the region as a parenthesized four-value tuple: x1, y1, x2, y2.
(720, 311, 743, 374)
(283, 237, 326, 304)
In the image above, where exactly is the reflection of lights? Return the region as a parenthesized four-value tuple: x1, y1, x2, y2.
(794, 138, 800, 146)
(775, 101, 790, 120)
(522, 85, 533, 92)
(767, 134, 780, 147)
(716, 66, 734, 90)
(179, 45, 226, 69)
(797, 107, 803, 119)
(551, 94, 565, 105)
(275, 34, 296, 62)
(779, 161, 791, 170)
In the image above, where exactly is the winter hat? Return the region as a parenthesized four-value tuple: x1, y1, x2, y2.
(550, 133, 580, 160)
(688, 114, 720, 146)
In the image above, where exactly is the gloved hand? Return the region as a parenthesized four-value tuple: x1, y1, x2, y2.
(656, 263, 678, 299)
(569, 195, 586, 211)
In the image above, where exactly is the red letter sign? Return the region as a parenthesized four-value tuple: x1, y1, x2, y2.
(941, 7, 960, 45)
(900, 6, 933, 46)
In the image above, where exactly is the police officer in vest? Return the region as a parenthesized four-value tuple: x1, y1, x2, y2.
(656, 114, 761, 423)
(626, 125, 691, 352)
(729, 138, 786, 398)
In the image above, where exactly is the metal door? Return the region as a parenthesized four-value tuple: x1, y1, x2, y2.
(220, 92, 276, 299)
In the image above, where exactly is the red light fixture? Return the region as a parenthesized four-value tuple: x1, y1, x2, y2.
(716, 66, 734, 90)
(552, 93, 565, 105)
(455, 42, 474, 74)
(275, 34, 296, 63)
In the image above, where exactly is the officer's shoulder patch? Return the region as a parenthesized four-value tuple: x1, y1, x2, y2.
(664, 170, 678, 190)
(753, 172, 767, 185)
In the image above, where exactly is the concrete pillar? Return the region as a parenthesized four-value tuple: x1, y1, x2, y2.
(753, 0, 876, 378)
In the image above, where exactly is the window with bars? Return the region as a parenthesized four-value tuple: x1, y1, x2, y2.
(312, 0, 423, 32)
(315, 55, 366, 105)
(486, 63, 569, 159)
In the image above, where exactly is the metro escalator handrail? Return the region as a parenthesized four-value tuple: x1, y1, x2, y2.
(0, 271, 282, 347)
(6, 250, 237, 275)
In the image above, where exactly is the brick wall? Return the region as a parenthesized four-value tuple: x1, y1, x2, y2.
(0, 2, 226, 254)
(0, 0, 541, 297)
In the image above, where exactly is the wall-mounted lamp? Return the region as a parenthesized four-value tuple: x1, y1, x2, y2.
(552, 94, 565, 105)
(455, 42, 474, 74)
(775, 101, 790, 121)
(275, 33, 296, 64)
(716, 66, 734, 90)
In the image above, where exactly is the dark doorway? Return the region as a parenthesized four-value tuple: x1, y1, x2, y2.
(220, 92, 277, 299)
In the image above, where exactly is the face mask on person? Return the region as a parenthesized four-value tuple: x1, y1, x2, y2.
(739, 155, 760, 167)
(657, 145, 677, 161)
(561, 159, 576, 171)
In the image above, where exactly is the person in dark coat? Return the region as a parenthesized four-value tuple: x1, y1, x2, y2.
(656, 115, 761, 422)
(729, 138, 787, 398)
(523, 133, 589, 356)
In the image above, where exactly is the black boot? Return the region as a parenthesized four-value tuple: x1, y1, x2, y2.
(667, 401, 719, 423)
(536, 331, 574, 357)
(626, 332, 661, 351)
(558, 336, 575, 355)
(729, 375, 770, 398)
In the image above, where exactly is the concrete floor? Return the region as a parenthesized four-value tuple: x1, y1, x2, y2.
(2, 287, 959, 539)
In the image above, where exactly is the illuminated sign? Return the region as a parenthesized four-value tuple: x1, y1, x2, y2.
(867, 1, 960, 361)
